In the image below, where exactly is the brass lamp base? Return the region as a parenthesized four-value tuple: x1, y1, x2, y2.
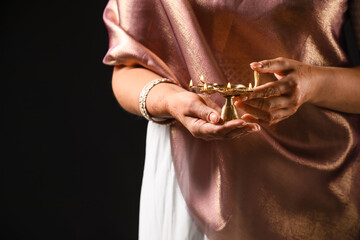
(221, 96, 239, 121)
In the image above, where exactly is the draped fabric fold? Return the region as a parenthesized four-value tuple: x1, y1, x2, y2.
(103, 0, 360, 239)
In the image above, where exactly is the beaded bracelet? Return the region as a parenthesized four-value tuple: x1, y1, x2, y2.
(139, 78, 176, 125)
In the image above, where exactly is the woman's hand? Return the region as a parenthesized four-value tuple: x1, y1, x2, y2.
(112, 66, 260, 140)
(165, 91, 260, 141)
(235, 57, 318, 125)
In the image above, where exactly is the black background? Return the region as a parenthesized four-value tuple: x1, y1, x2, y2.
(1, 1, 359, 240)
(2, 1, 146, 239)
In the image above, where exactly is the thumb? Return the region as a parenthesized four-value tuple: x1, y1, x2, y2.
(191, 101, 220, 124)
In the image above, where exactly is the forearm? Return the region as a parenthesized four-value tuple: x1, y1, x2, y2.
(112, 66, 185, 118)
(310, 66, 360, 113)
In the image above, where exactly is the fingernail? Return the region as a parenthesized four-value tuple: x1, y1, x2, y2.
(240, 96, 248, 102)
(250, 62, 263, 68)
(247, 125, 260, 133)
(237, 122, 248, 129)
(209, 113, 219, 123)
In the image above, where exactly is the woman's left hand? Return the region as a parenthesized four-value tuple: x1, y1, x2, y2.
(235, 57, 318, 125)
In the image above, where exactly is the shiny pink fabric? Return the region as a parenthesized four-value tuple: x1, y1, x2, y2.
(103, 0, 360, 239)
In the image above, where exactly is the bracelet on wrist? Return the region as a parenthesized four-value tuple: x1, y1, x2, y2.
(139, 78, 177, 125)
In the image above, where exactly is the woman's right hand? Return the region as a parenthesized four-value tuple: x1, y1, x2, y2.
(165, 91, 261, 141)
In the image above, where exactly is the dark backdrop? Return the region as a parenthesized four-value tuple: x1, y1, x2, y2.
(1, 1, 359, 240)
(2, 1, 146, 239)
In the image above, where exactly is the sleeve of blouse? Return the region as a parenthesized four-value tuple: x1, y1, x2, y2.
(350, 0, 360, 51)
(102, 0, 180, 82)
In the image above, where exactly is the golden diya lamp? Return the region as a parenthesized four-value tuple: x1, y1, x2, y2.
(190, 71, 260, 121)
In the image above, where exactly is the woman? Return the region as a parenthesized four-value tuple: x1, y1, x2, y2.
(103, 0, 360, 239)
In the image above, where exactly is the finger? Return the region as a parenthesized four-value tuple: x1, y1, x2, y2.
(212, 119, 249, 136)
(238, 101, 295, 125)
(240, 113, 259, 123)
(189, 118, 245, 140)
(224, 123, 261, 139)
(185, 118, 217, 140)
(188, 117, 261, 140)
(237, 103, 271, 123)
(209, 122, 260, 140)
(188, 100, 220, 124)
(233, 95, 248, 102)
(246, 78, 295, 100)
(244, 96, 292, 111)
(250, 57, 294, 74)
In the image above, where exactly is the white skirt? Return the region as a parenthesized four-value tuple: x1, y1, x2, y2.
(138, 122, 207, 240)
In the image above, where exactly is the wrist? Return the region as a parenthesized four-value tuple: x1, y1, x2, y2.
(144, 80, 185, 121)
(305, 65, 328, 105)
